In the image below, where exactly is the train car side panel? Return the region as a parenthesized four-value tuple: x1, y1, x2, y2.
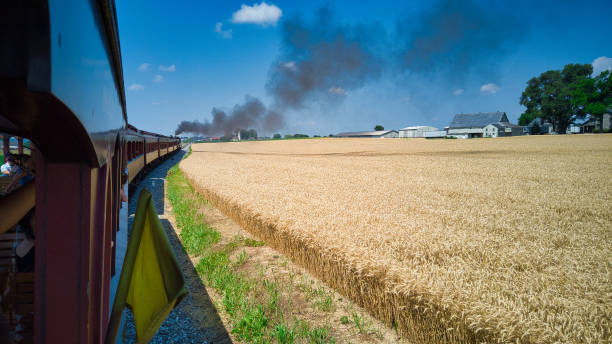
(127, 155, 145, 183)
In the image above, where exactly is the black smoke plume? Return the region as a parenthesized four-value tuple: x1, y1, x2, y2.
(175, 96, 283, 136)
(176, 2, 526, 135)
(266, 6, 384, 110)
(395, 0, 524, 82)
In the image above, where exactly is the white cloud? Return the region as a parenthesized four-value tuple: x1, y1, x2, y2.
(328, 87, 347, 95)
(480, 83, 500, 94)
(231, 2, 282, 26)
(592, 56, 612, 76)
(128, 84, 144, 91)
(214, 22, 233, 39)
(282, 61, 296, 71)
(453, 88, 464, 95)
(158, 64, 176, 72)
(153, 74, 164, 83)
(138, 63, 150, 72)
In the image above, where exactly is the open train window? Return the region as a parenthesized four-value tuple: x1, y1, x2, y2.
(0, 133, 36, 343)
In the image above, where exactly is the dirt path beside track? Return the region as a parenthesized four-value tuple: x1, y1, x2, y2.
(124, 146, 232, 344)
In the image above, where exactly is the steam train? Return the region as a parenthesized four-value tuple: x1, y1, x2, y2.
(0, 1, 180, 342)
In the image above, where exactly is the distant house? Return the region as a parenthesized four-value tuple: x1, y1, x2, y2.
(335, 130, 399, 138)
(575, 112, 611, 133)
(483, 122, 523, 137)
(398, 126, 438, 138)
(567, 116, 591, 134)
(525, 118, 554, 135)
(447, 112, 523, 138)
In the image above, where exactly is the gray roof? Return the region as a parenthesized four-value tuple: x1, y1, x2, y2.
(449, 112, 509, 128)
(336, 130, 397, 137)
(399, 126, 438, 131)
(527, 118, 553, 128)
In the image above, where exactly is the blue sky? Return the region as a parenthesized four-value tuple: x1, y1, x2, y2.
(117, 1, 612, 136)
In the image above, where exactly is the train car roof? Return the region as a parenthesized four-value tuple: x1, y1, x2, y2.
(126, 124, 179, 140)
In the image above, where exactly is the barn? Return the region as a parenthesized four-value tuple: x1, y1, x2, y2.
(335, 130, 399, 138)
(398, 126, 438, 138)
(447, 112, 522, 138)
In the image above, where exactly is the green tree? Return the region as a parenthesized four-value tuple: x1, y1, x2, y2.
(530, 121, 541, 135)
(374, 125, 384, 131)
(571, 70, 612, 132)
(518, 111, 537, 126)
(239, 129, 258, 140)
(520, 64, 593, 133)
(273, 133, 281, 139)
(239, 129, 249, 139)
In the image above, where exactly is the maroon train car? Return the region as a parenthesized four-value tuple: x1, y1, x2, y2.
(0, 1, 180, 343)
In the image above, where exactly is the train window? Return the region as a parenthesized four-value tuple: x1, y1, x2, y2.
(0, 133, 36, 341)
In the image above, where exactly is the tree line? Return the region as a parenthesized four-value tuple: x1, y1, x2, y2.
(519, 64, 611, 133)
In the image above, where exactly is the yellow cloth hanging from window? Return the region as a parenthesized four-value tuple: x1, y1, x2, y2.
(106, 188, 187, 344)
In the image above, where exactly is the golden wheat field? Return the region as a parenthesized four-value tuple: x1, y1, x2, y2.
(180, 135, 612, 343)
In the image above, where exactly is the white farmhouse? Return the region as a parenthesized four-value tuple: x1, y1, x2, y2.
(483, 123, 522, 137)
(398, 126, 438, 138)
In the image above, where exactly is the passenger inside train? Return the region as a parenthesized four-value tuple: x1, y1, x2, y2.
(1, 154, 19, 176)
(2, 155, 35, 196)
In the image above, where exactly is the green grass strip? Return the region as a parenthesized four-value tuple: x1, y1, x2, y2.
(166, 159, 336, 344)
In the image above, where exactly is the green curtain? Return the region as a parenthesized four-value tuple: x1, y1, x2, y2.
(106, 188, 188, 344)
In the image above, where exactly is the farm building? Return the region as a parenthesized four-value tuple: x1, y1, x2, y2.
(424, 130, 448, 138)
(398, 126, 438, 138)
(525, 118, 554, 135)
(335, 130, 399, 138)
(483, 122, 523, 137)
(447, 112, 523, 138)
(571, 113, 611, 133)
(567, 117, 591, 134)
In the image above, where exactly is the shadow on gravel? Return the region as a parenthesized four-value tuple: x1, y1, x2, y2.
(125, 148, 232, 344)
(162, 219, 233, 344)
